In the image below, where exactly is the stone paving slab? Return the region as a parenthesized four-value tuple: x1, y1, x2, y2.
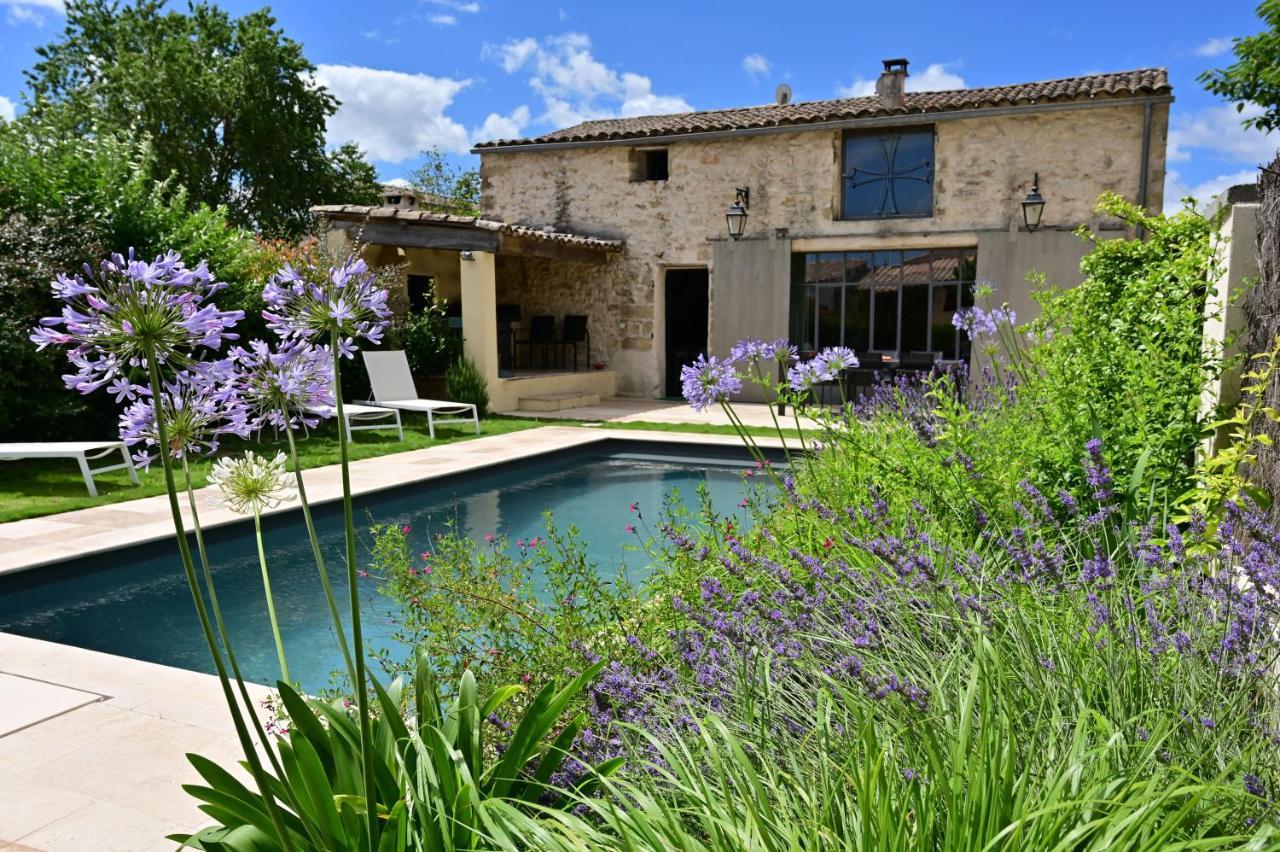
(499, 397, 809, 430)
(0, 633, 270, 850)
(0, 675, 103, 738)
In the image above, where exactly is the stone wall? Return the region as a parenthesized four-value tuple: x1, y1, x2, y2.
(480, 101, 1168, 398)
(495, 253, 622, 368)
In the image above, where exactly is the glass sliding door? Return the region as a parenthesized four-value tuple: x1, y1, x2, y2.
(789, 247, 978, 363)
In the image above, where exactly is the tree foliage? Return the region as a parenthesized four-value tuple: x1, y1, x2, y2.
(409, 148, 482, 216)
(1199, 0, 1280, 133)
(23, 0, 379, 237)
(0, 113, 274, 440)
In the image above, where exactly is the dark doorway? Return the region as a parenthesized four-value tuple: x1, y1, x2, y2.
(664, 268, 709, 397)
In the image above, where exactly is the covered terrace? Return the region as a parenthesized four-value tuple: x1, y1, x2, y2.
(311, 204, 625, 412)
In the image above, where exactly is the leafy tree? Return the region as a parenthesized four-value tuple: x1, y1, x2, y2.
(1199, 0, 1280, 132)
(0, 111, 274, 440)
(23, 0, 379, 237)
(409, 148, 482, 216)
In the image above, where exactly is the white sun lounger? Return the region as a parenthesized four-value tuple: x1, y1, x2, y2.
(361, 350, 480, 439)
(0, 441, 139, 497)
(308, 402, 404, 441)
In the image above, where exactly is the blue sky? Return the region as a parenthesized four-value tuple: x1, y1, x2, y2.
(0, 0, 1273, 211)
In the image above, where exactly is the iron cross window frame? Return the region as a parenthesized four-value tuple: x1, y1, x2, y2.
(840, 127, 936, 220)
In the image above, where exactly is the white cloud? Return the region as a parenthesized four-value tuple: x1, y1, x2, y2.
(430, 13, 456, 25)
(0, 95, 14, 121)
(314, 64, 472, 160)
(836, 62, 966, 98)
(424, 0, 479, 13)
(487, 32, 691, 128)
(1168, 102, 1276, 164)
(1, 0, 63, 25)
(742, 53, 770, 80)
(382, 177, 413, 188)
(1194, 36, 1234, 57)
(474, 105, 530, 142)
(1164, 168, 1258, 213)
(489, 37, 538, 73)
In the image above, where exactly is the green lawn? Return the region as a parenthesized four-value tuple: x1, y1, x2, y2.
(0, 415, 808, 523)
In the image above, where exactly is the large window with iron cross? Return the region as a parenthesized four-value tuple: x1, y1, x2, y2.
(841, 128, 934, 219)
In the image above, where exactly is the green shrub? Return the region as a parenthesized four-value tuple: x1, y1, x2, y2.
(0, 113, 268, 440)
(391, 296, 461, 378)
(446, 356, 490, 418)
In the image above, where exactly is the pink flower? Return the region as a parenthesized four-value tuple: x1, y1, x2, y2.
(516, 538, 526, 548)
(531, 536, 542, 547)
(357, 569, 369, 578)
(484, 532, 495, 543)
(738, 498, 749, 508)
(625, 524, 636, 534)
(401, 525, 411, 534)
(423, 565, 432, 575)
(823, 537, 833, 550)
(629, 502, 639, 513)
(521, 672, 531, 683)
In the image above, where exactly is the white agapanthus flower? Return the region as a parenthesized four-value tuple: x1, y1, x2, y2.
(209, 451, 295, 515)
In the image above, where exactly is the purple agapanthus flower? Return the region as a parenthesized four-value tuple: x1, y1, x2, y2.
(953, 305, 1017, 341)
(813, 346, 859, 373)
(119, 364, 251, 467)
(31, 249, 244, 394)
(229, 339, 335, 431)
(730, 337, 796, 364)
(263, 255, 391, 355)
(680, 355, 742, 411)
(787, 357, 837, 391)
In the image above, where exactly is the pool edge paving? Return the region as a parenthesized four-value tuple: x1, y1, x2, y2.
(0, 425, 790, 577)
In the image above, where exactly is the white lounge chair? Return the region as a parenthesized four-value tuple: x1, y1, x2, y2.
(308, 401, 404, 442)
(0, 441, 139, 497)
(361, 350, 480, 439)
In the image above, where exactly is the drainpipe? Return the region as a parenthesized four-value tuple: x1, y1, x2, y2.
(1137, 101, 1153, 238)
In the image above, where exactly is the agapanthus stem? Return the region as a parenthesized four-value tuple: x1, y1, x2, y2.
(283, 424, 357, 682)
(143, 347, 295, 851)
(254, 509, 290, 683)
(179, 462, 315, 844)
(330, 340, 379, 849)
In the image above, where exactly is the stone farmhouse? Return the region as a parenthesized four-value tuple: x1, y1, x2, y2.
(314, 60, 1171, 411)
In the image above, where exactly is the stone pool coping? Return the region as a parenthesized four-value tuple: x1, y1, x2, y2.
(0, 425, 791, 849)
(0, 425, 793, 576)
(0, 631, 273, 850)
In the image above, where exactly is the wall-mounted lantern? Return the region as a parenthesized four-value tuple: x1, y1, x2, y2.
(1021, 173, 1045, 232)
(726, 187, 750, 240)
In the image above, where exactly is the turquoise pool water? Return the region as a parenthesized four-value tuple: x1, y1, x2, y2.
(0, 441, 768, 692)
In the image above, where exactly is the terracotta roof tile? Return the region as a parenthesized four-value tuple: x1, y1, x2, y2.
(308, 205, 624, 251)
(475, 68, 1170, 150)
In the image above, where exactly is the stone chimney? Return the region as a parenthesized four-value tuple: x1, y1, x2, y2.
(876, 58, 908, 109)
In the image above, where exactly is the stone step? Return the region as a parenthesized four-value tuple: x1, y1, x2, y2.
(518, 391, 601, 412)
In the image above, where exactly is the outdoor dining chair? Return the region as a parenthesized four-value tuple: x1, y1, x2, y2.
(515, 315, 557, 369)
(560, 315, 590, 371)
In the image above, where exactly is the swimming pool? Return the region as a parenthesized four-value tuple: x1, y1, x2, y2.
(0, 440, 772, 692)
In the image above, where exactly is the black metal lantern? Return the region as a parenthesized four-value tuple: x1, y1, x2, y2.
(1021, 173, 1045, 232)
(726, 187, 750, 240)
